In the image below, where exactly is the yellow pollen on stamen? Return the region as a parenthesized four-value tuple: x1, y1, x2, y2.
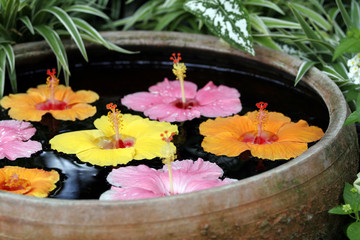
(255, 102, 268, 136)
(160, 130, 176, 195)
(46, 69, 60, 103)
(170, 53, 187, 104)
(106, 103, 123, 149)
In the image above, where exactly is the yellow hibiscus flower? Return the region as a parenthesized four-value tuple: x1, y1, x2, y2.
(200, 102, 324, 160)
(0, 69, 99, 121)
(0, 166, 60, 197)
(50, 104, 178, 166)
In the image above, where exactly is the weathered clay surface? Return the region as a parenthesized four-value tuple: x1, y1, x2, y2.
(0, 31, 357, 240)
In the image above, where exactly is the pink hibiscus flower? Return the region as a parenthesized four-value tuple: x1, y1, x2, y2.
(99, 158, 236, 200)
(0, 120, 42, 160)
(121, 78, 242, 122)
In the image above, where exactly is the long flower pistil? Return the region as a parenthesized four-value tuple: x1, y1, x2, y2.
(170, 53, 187, 105)
(161, 130, 176, 195)
(241, 102, 278, 145)
(46, 69, 60, 104)
(106, 103, 127, 149)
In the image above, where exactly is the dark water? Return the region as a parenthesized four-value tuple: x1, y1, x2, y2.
(0, 46, 329, 199)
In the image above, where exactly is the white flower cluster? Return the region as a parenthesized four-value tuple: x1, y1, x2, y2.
(347, 53, 360, 84)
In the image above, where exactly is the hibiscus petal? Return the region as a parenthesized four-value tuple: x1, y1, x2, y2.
(121, 92, 166, 111)
(202, 133, 250, 157)
(246, 111, 291, 134)
(77, 147, 135, 166)
(144, 103, 201, 122)
(0, 120, 36, 140)
(107, 165, 167, 194)
(277, 120, 324, 143)
(65, 90, 99, 104)
(149, 78, 198, 98)
(100, 186, 164, 200)
(50, 104, 97, 121)
(250, 141, 308, 160)
(1, 140, 42, 160)
(200, 115, 255, 138)
(195, 82, 242, 117)
(50, 130, 103, 154)
(163, 159, 224, 179)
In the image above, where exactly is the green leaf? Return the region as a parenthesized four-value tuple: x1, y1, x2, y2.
(294, 61, 317, 86)
(344, 110, 360, 125)
(288, 4, 328, 53)
(34, 25, 69, 73)
(1, 44, 15, 72)
(154, 10, 184, 31)
(328, 205, 349, 215)
(290, 3, 332, 31)
(347, 222, 360, 240)
(0, 50, 6, 97)
(351, 0, 360, 29)
(323, 65, 348, 82)
(72, 18, 136, 54)
(7, 64, 16, 93)
(65, 5, 109, 20)
(244, 0, 284, 15)
(19, 16, 35, 35)
(39, 6, 88, 61)
(250, 13, 269, 34)
(253, 36, 281, 51)
(333, 37, 360, 61)
(260, 17, 300, 29)
(3, 0, 20, 29)
(185, 0, 254, 55)
(343, 182, 360, 209)
(336, 0, 352, 29)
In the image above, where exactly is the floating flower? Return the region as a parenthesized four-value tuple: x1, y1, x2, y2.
(50, 103, 178, 166)
(0, 166, 59, 197)
(121, 53, 242, 122)
(347, 53, 360, 84)
(200, 102, 324, 160)
(0, 120, 42, 160)
(100, 158, 236, 200)
(0, 69, 99, 121)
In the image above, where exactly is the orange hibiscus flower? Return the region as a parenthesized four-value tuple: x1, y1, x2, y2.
(0, 69, 99, 121)
(200, 102, 324, 160)
(0, 166, 60, 197)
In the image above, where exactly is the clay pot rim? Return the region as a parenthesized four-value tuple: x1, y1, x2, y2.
(3, 31, 348, 207)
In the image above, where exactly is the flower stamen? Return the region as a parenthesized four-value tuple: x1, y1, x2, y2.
(3, 173, 31, 192)
(46, 69, 60, 104)
(161, 130, 176, 195)
(171, 53, 187, 104)
(107, 103, 123, 149)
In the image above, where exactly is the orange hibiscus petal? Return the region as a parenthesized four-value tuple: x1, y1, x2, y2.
(0, 166, 59, 197)
(202, 132, 250, 157)
(250, 142, 308, 160)
(200, 115, 255, 138)
(246, 111, 291, 134)
(277, 120, 324, 143)
(66, 90, 99, 105)
(50, 104, 97, 121)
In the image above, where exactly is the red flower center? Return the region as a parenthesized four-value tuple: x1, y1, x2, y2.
(36, 99, 68, 110)
(97, 137, 135, 149)
(116, 139, 134, 148)
(240, 130, 279, 145)
(173, 99, 199, 109)
(1, 174, 31, 192)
